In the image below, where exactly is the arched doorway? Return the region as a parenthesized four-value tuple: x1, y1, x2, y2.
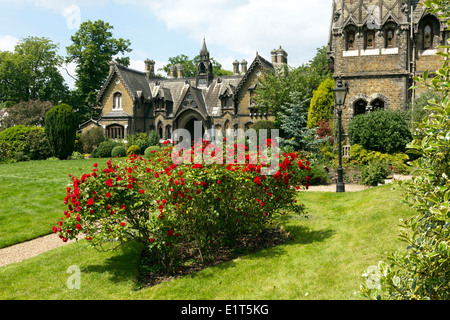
(175, 109, 207, 145)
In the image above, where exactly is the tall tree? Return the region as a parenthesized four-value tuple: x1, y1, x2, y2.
(253, 46, 331, 128)
(0, 36, 68, 104)
(45, 103, 77, 159)
(66, 20, 131, 122)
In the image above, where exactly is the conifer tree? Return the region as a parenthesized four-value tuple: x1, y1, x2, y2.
(45, 103, 77, 159)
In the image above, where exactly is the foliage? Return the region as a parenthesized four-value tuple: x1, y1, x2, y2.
(348, 109, 412, 154)
(159, 54, 233, 78)
(1, 100, 53, 128)
(45, 104, 77, 160)
(280, 91, 327, 153)
(307, 77, 335, 129)
(360, 0, 450, 300)
(405, 88, 441, 127)
(349, 144, 410, 174)
(54, 140, 310, 274)
(127, 145, 141, 156)
(80, 126, 106, 153)
(148, 130, 160, 147)
(0, 125, 52, 161)
(251, 120, 276, 140)
(253, 46, 331, 127)
(111, 145, 126, 158)
(144, 146, 163, 158)
(66, 20, 132, 123)
(0, 37, 69, 104)
(127, 132, 151, 151)
(92, 139, 121, 158)
(360, 161, 388, 186)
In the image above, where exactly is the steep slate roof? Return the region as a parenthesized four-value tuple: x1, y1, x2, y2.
(98, 52, 275, 119)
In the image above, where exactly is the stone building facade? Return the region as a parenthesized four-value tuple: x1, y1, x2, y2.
(327, 0, 448, 131)
(83, 40, 287, 142)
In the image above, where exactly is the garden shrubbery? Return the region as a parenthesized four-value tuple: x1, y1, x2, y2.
(0, 125, 52, 162)
(54, 139, 311, 274)
(348, 109, 412, 154)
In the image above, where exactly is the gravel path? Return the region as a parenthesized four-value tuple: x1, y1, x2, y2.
(0, 181, 399, 268)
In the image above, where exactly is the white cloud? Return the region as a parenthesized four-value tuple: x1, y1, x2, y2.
(119, 0, 332, 67)
(0, 35, 19, 52)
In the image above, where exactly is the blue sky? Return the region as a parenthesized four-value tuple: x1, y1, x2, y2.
(0, 0, 332, 88)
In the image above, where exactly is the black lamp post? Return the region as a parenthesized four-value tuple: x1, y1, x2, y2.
(333, 77, 348, 193)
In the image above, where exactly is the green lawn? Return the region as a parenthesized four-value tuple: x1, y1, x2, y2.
(0, 158, 103, 248)
(0, 175, 416, 299)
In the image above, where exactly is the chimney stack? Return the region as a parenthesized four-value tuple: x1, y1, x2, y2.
(233, 60, 240, 75)
(177, 64, 184, 78)
(169, 65, 176, 79)
(271, 49, 278, 64)
(144, 59, 155, 78)
(240, 59, 248, 74)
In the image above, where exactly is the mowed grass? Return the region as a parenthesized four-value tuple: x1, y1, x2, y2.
(0, 181, 416, 300)
(0, 158, 104, 248)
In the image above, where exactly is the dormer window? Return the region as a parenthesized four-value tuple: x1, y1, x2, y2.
(347, 31, 356, 50)
(386, 28, 395, 48)
(113, 92, 122, 109)
(221, 95, 233, 110)
(365, 30, 375, 49)
(423, 23, 433, 49)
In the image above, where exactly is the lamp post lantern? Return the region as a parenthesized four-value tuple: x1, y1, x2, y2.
(333, 77, 348, 193)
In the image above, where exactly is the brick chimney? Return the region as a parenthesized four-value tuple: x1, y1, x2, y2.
(233, 60, 240, 75)
(144, 59, 155, 78)
(240, 59, 248, 74)
(177, 64, 184, 78)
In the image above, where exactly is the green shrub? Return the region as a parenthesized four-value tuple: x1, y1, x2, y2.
(0, 125, 52, 161)
(127, 145, 141, 156)
(307, 77, 334, 129)
(148, 130, 159, 146)
(252, 120, 276, 140)
(360, 161, 388, 186)
(93, 139, 121, 158)
(45, 103, 77, 159)
(80, 126, 105, 153)
(127, 133, 150, 151)
(69, 151, 85, 160)
(350, 144, 410, 174)
(144, 146, 162, 158)
(348, 109, 412, 154)
(111, 145, 126, 157)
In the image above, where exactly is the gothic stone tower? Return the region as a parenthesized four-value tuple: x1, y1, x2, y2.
(327, 0, 448, 133)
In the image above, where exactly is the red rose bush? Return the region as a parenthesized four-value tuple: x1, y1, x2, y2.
(54, 139, 311, 274)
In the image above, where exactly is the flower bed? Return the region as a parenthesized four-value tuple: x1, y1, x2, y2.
(54, 139, 311, 274)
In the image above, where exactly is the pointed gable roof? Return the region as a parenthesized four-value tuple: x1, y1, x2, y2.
(97, 61, 152, 104)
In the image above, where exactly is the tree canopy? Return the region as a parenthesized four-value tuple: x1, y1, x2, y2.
(0, 36, 68, 104)
(66, 20, 132, 122)
(159, 54, 233, 78)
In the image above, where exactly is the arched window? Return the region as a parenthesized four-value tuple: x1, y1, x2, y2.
(385, 28, 396, 48)
(354, 100, 367, 116)
(106, 124, 124, 140)
(113, 92, 122, 109)
(423, 23, 433, 49)
(372, 99, 385, 111)
(365, 30, 375, 49)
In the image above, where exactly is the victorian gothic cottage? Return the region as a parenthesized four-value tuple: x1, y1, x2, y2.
(328, 0, 448, 128)
(84, 40, 287, 142)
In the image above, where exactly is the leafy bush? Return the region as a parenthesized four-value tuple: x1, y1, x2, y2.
(69, 151, 85, 160)
(307, 77, 334, 129)
(360, 161, 388, 186)
(127, 145, 141, 156)
(144, 146, 162, 158)
(252, 120, 276, 140)
(148, 130, 159, 146)
(0, 125, 52, 161)
(350, 144, 410, 174)
(127, 133, 151, 151)
(54, 140, 311, 274)
(45, 103, 77, 159)
(92, 139, 121, 158)
(80, 126, 105, 153)
(111, 145, 126, 158)
(348, 109, 412, 154)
